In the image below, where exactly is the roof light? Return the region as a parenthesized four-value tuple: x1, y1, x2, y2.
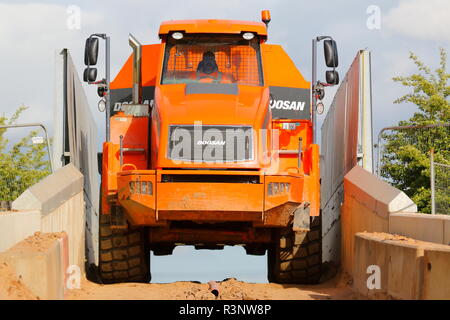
(242, 32, 255, 40)
(261, 10, 271, 26)
(172, 32, 184, 40)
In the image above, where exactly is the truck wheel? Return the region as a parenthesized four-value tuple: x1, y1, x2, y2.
(98, 214, 151, 284)
(267, 216, 322, 284)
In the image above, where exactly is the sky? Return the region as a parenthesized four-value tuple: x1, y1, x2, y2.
(0, 0, 448, 283)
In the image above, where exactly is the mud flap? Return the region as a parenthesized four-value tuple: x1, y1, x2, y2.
(293, 202, 310, 232)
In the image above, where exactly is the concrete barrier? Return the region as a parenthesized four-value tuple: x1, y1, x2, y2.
(353, 233, 423, 299)
(40, 191, 85, 273)
(0, 164, 86, 299)
(386, 239, 424, 300)
(341, 166, 416, 275)
(422, 246, 450, 299)
(340, 166, 450, 300)
(445, 219, 450, 245)
(353, 233, 390, 298)
(354, 232, 425, 299)
(11, 163, 85, 272)
(0, 210, 41, 252)
(12, 163, 83, 214)
(354, 232, 450, 300)
(390, 212, 450, 245)
(0, 232, 67, 300)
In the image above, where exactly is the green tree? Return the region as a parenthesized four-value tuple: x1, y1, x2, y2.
(381, 48, 450, 213)
(0, 106, 51, 202)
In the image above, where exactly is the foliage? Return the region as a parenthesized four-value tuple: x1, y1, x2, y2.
(381, 48, 449, 213)
(0, 106, 51, 202)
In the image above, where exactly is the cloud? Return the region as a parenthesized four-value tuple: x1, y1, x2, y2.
(384, 0, 450, 42)
(0, 3, 103, 127)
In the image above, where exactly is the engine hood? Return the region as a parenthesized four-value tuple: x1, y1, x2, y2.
(155, 84, 269, 127)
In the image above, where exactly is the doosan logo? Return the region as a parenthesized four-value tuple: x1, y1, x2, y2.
(197, 140, 226, 146)
(270, 100, 306, 111)
(113, 99, 154, 111)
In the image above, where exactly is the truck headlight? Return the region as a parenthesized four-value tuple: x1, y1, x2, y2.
(242, 32, 255, 40)
(172, 32, 184, 40)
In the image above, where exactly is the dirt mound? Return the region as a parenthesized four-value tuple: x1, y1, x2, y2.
(0, 262, 37, 300)
(362, 232, 450, 249)
(180, 278, 255, 300)
(67, 278, 253, 300)
(67, 276, 357, 300)
(8, 231, 65, 253)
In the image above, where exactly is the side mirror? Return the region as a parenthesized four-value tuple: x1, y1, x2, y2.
(83, 67, 97, 82)
(326, 70, 339, 85)
(84, 37, 99, 66)
(324, 39, 338, 68)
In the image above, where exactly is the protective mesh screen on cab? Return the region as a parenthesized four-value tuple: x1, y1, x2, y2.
(162, 34, 263, 87)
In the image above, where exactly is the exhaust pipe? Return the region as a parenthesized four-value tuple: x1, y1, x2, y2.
(129, 33, 142, 104)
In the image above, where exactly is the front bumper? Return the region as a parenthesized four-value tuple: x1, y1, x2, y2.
(116, 169, 312, 227)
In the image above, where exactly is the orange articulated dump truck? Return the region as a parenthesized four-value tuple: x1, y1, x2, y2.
(83, 11, 339, 284)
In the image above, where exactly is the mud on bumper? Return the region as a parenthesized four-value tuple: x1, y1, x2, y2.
(116, 169, 313, 228)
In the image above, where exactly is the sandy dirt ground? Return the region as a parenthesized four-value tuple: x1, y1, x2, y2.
(1, 232, 361, 300)
(66, 272, 358, 300)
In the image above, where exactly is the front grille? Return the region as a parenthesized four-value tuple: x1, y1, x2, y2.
(167, 125, 253, 162)
(161, 174, 260, 183)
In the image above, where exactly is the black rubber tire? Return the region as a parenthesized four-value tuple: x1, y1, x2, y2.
(267, 216, 322, 284)
(98, 214, 151, 284)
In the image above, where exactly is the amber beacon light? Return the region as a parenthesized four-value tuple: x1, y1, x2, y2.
(261, 10, 271, 26)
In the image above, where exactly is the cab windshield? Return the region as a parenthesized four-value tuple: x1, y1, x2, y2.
(161, 33, 263, 86)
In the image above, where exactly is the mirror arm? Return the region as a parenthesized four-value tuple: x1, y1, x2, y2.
(88, 78, 106, 85)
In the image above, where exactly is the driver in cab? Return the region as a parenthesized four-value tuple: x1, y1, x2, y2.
(196, 51, 233, 83)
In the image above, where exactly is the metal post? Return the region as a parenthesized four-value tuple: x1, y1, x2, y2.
(311, 38, 317, 144)
(430, 148, 435, 215)
(119, 135, 123, 167)
(105, 36, 111, 142)
(298, 137, 303, 168)
(376, 129, 384, 177)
